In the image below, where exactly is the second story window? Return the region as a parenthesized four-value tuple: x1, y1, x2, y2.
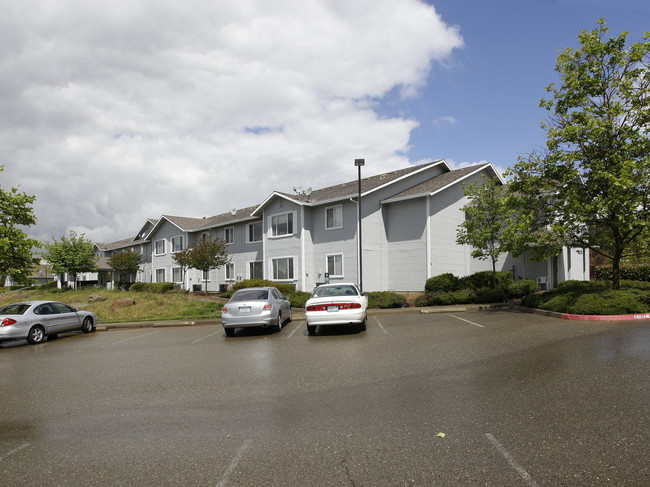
(271, 212, 294, 237)
(325, 205, 343, 229)
(154, 239, 166, 256)
(224, 227, 234, 244)
(248, 221, 262, 242)
(171, 236, 183, 252)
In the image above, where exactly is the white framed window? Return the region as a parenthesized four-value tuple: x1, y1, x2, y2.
(171, 235, 184, 252)
(270, 212, 294, 237)
(154, 239, 166, 256)
(224, 227, 234, 244)
(247, 221, 263, 243)
(202, 270, 210, 282)
(326, 254, 343, 277)
(272, 257, 294, 281)
(225, 263, 235, 281)
(155, 268, 165, 282)
(325, 205, 343, 230)
(249, 261, 263, 279)
(172, 267, 182, 283)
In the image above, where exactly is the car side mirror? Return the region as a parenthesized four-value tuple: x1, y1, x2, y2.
(284, 295, 291, 301)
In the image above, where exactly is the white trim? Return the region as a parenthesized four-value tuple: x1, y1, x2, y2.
(426, 195, 431, 279)
(269, 211, 296, 238)
(153, 238, 166, 256)
(325, 253, 344, 278)
(270, 256, 296, 281)
(301, 205, 306, 291)
(224, 226, 235, 245)
(155, 268, 166, 282)
(248, 260, 263, 280)
(225, 262, 235, 281)
(246, 221, 263, 243)
(324, 204, 343, 230)
(171, 235, 184, 253)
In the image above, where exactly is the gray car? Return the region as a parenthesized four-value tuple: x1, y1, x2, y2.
(0, 300, 98, 345)
(221, 287, 292, 336)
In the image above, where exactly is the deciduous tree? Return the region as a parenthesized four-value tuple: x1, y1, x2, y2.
(507, 19, 650, 289)
(185, 236, 229, 295)
(42, 231, 98, 288)
(108, 249, 142, 288)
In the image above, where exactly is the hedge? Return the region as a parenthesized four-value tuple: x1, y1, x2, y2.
(129, 282, 176, 293)
(593, 265, 650, 282)
(367, 291, 407, 309)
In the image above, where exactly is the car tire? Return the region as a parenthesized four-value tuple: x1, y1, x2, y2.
(359, 317, 367, 332)
(224, 328, 234, 337)
(307, 325, 316, 336)
(27, 325, 46, 345)
(82, 316, 94, 333)
(276, 312, 283, 332)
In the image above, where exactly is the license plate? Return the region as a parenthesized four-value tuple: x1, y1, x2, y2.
(239, 306, 251, 313)
(327, 305, 339, 312)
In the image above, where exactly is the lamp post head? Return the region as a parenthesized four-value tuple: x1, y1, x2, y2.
(354, 158, 365, 167)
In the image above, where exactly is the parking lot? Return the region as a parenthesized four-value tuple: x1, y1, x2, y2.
(1, 310, 648, 486)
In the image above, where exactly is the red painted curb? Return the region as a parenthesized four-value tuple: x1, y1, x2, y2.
(561, 312, 650, 322)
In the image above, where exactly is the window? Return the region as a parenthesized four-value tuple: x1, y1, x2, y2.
(225, 263, 235, 281)
(172, 267, 182, 283)
(202, 270, 210, 281)
(272, 257, 294, 280)
(171, 236, 183, 252)
(326, 254, 343, 277)
(325, 205, 343, 229)
(271, 212, 294, 237)
(248, 222, 263, 242)
(224, 227, 234, 244)
(156, 269, 165, 282)
(154, 239, 166, 256)
(249, 261, 263, 280)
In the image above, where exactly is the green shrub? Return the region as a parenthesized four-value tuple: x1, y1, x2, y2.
(368, 291, 407, 309)
(415, 292, 438, 307)
(415, 289, 477, 307)
(463, 271, 513, 290)
(289, 292, 311, 308)
(475, 287, 509, 304)
(425, 273, 461, 293)
(567, 291, 649, 315)
(129, 282, 175, 293)
(507, 279, 538, 299)
(230, 279, 296, 296)
(593, 264, 650, 282)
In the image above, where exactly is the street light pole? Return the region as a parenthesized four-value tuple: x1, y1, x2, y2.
(354, 158, 365, 292)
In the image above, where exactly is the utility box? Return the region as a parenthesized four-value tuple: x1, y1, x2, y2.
(536, 276, 548, 291)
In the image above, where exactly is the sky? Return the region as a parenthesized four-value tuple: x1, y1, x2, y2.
(1, 0, 648, 245)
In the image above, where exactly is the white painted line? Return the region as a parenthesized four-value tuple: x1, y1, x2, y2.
(192, 329, 223, 344)
(216, 438, 252, 487)
(374, 317, 389, 334)
(448, 313, 484, 328)
(0, 443, 30, 461)
(287, 321, 304, 339)
(485, 433, 539, 487)
(101, 329, 162, 347)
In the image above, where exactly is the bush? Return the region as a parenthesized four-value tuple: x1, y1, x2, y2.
(368, 291, 407, 309)
(475, 287, 509, 304)
(230, 279, 296, 296)
(289, 292, 311, 308)
(463, 271, 513, 290)
(425, 273, 461, 293)
(507, 279, 538, 299)
(593, 264, 650, 282)
(567, 291, 649, 315)
(129, 282, 176, 293)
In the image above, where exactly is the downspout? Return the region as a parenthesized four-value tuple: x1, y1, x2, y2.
(301, 205, 306, 292)
(426, 195, 431, 279)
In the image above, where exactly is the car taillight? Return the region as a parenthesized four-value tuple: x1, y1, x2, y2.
(2, 318, 17, 326)
(222, 307, 228, 313)
(306, 303, 361, 311)
(263, 304, 273, 310)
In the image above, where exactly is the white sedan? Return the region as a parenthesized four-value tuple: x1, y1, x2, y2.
(305, 283, 367, 335)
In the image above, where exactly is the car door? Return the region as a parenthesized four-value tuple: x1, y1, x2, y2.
(50, 302, 82, 332)
(33, 303, 70, 333)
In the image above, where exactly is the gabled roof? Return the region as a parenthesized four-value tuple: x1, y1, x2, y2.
(252, 159, 446, 215)
(150, 205, 261, 236)
(380, 163, 500, 204)
(95, 237, 145, 252)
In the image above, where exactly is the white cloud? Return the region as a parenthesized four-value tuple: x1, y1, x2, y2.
(0, 0, 463, 243)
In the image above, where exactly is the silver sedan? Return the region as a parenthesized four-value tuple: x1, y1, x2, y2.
(0, 300, 98, 345)
(221, 287, 292, 336)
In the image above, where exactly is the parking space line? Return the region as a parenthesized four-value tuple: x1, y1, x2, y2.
(485, 433, 538, 487)
(192, 329, 223, 344)
(216, 438, 252, 487)
(374, 317, 389, 334)
(287, 321, 304, 339)
(448, 313, 484, 328)
(101, 329, 162, 347)
(0, 443, 29, 461)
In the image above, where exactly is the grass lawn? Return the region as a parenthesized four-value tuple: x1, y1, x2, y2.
(0, 287, 223, 323)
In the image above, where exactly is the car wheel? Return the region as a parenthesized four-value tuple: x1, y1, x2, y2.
(82, 316, 94, 333)
(307, 325, 316, 336)
(27, 325, 46, 344)
(359, 317, 367, 332)
(276, 312, 283, 332)
(224, 328, 234, 337)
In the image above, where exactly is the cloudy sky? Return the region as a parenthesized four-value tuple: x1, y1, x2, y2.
(1, 0, 648, 244)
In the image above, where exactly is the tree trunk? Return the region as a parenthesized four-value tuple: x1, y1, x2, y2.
(611, 249, 623, 290)
(492, 260, 497, 289)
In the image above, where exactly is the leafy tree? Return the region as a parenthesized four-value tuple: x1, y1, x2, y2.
(42, 231, 98, 289)
(186, 236, 230, 295)
(0, 166, 40, 284)
(456, 177, 514, 288)
(108, 249, 142, 288)
(171, 246, 193, 289)
(507, 19, 650, 290)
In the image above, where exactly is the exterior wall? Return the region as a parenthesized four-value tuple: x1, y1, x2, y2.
(263, 198, 302, 290)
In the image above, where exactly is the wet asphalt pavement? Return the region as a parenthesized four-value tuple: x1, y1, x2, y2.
(1, 309, 648, 486)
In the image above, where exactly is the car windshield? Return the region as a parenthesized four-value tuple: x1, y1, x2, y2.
(231, 289, 269, 302)
(0, 303, 31, 315)
(312, 285, 358, 298)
